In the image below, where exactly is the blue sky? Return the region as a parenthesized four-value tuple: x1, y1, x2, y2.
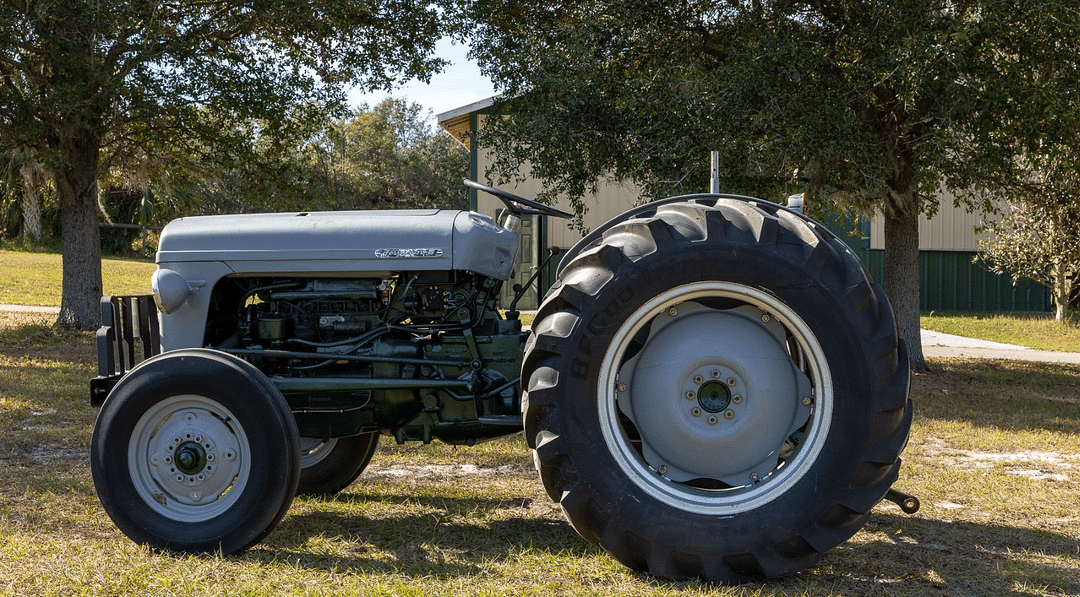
(349, 38, 496, 121)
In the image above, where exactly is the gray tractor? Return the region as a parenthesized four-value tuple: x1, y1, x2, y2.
(90, 180, 913, 584)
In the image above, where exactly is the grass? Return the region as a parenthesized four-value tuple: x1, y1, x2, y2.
(921, 311, 1080, 352)
(0, 250, 156, 307)
(1, 308, 1079, 596)
(1, 249, 1079, 594)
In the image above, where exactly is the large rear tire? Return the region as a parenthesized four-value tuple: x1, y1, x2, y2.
(522, 198, 911, 583)
(91, 349, 301, 554)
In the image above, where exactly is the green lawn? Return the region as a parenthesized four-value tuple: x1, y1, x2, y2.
(3, 248, 1078, 354)
(0, 250, 156, 307)
(0, 248, 1078, 595)
(921, 310, 1080, 352)
(1, 311, 1078, 596)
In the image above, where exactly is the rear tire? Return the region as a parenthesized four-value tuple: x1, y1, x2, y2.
(297, 433, 380, 496)
(523, 198, 911, 583)
(91, 349, 301, 554)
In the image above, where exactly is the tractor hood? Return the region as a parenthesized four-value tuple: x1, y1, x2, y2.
(156, 209, 519, 280)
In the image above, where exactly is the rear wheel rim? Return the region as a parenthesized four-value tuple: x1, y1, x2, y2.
(597, 282, 833, 515)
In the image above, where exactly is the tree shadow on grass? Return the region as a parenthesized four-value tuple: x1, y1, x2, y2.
(817, 513, 1080, 597)
(914, 359, 1080, 435)
(240, 493, 1080, 596)
(248, 489, 594, 580)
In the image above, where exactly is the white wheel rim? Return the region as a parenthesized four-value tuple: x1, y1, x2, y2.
(597, 282, 833, 515)
(299, 437, 338, 469)
(128, 395, 251, 522)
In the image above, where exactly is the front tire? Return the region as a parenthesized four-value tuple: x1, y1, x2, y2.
(523, 198, 911, 583)
(91, 349, 301, 554)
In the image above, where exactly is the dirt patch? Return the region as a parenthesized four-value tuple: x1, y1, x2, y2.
(364, 463, 528, 480)
(920, 436, 1079, 482)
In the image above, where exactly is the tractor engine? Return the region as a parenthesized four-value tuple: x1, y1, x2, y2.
(205, 271, 525, 445)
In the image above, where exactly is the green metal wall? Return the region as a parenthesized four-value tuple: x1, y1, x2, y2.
(535, 205, 1050, 314)
(813, 207, 1050, 313)
(860, 249, 1050, 312)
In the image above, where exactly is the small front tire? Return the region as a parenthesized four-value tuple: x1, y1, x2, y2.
(91, 349, 301, 554)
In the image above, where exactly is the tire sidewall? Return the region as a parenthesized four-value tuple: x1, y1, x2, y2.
(297, 432, 380, 496)
(91, 350, 299, 553)
(553, 242, 877, 553)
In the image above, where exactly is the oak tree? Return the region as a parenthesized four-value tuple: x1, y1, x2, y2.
(468, 0, 1080, 370)
(0, 0, 451, 328)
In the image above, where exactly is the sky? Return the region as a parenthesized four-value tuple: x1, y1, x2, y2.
(348, 38, 496, 122)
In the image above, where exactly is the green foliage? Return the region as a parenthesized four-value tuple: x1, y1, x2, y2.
(468, 0, 1078, 214)
(977, 196, 1080, 322)
(189, 99, 469, 215)
(0, 0, 463, 327)
(466, 0, 1080, 370)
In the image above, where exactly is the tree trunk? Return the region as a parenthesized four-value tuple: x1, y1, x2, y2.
(882, 198, 927, 372)
(1052, 268, 1069, 323)
(18, 163, 43, 240)
(53, 126, 103, 330)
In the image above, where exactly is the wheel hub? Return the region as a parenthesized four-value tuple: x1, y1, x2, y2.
(617, 302, 812, 485)
(695, 379, 731, 413)
(175, 441, 207, 475)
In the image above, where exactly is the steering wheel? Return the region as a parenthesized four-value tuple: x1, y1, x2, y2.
(463, 180, 573, 219)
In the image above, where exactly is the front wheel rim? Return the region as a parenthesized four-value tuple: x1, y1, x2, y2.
(597, 282, 833, 515)
(128, 395, 251, 522)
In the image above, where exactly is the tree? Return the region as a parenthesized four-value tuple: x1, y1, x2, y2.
(0, 0, 452, 329)
(467, 0, 1080, 371)
(329, 99, 469, 210)
(978, 155, 1080, 322)
(0, 146, 50, 240)
(191, 99, 468, 214)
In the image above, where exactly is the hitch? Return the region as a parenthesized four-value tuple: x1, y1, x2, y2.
(884, 488, 921, 514)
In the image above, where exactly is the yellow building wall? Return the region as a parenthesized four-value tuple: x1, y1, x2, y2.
(868, 190, 998, 251)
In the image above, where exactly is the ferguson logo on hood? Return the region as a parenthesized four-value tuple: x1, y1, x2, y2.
(374, 248, 444, 258)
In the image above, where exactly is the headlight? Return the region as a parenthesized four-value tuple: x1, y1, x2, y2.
(152, 269, 190, 314)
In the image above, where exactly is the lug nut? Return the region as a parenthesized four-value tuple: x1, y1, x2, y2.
(724, 409, 735, 419)
(693, 375, 703, 384)
(691, 408, 701, 417)
(707, 416, 718, 425)
(732, 395, 743, 404)
(686, 391, 696, 400)
(726, 378, 737, 387)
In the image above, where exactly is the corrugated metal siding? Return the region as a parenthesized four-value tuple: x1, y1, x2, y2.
(868, 193, 999, 251)
(862, 249, 1050, 312)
